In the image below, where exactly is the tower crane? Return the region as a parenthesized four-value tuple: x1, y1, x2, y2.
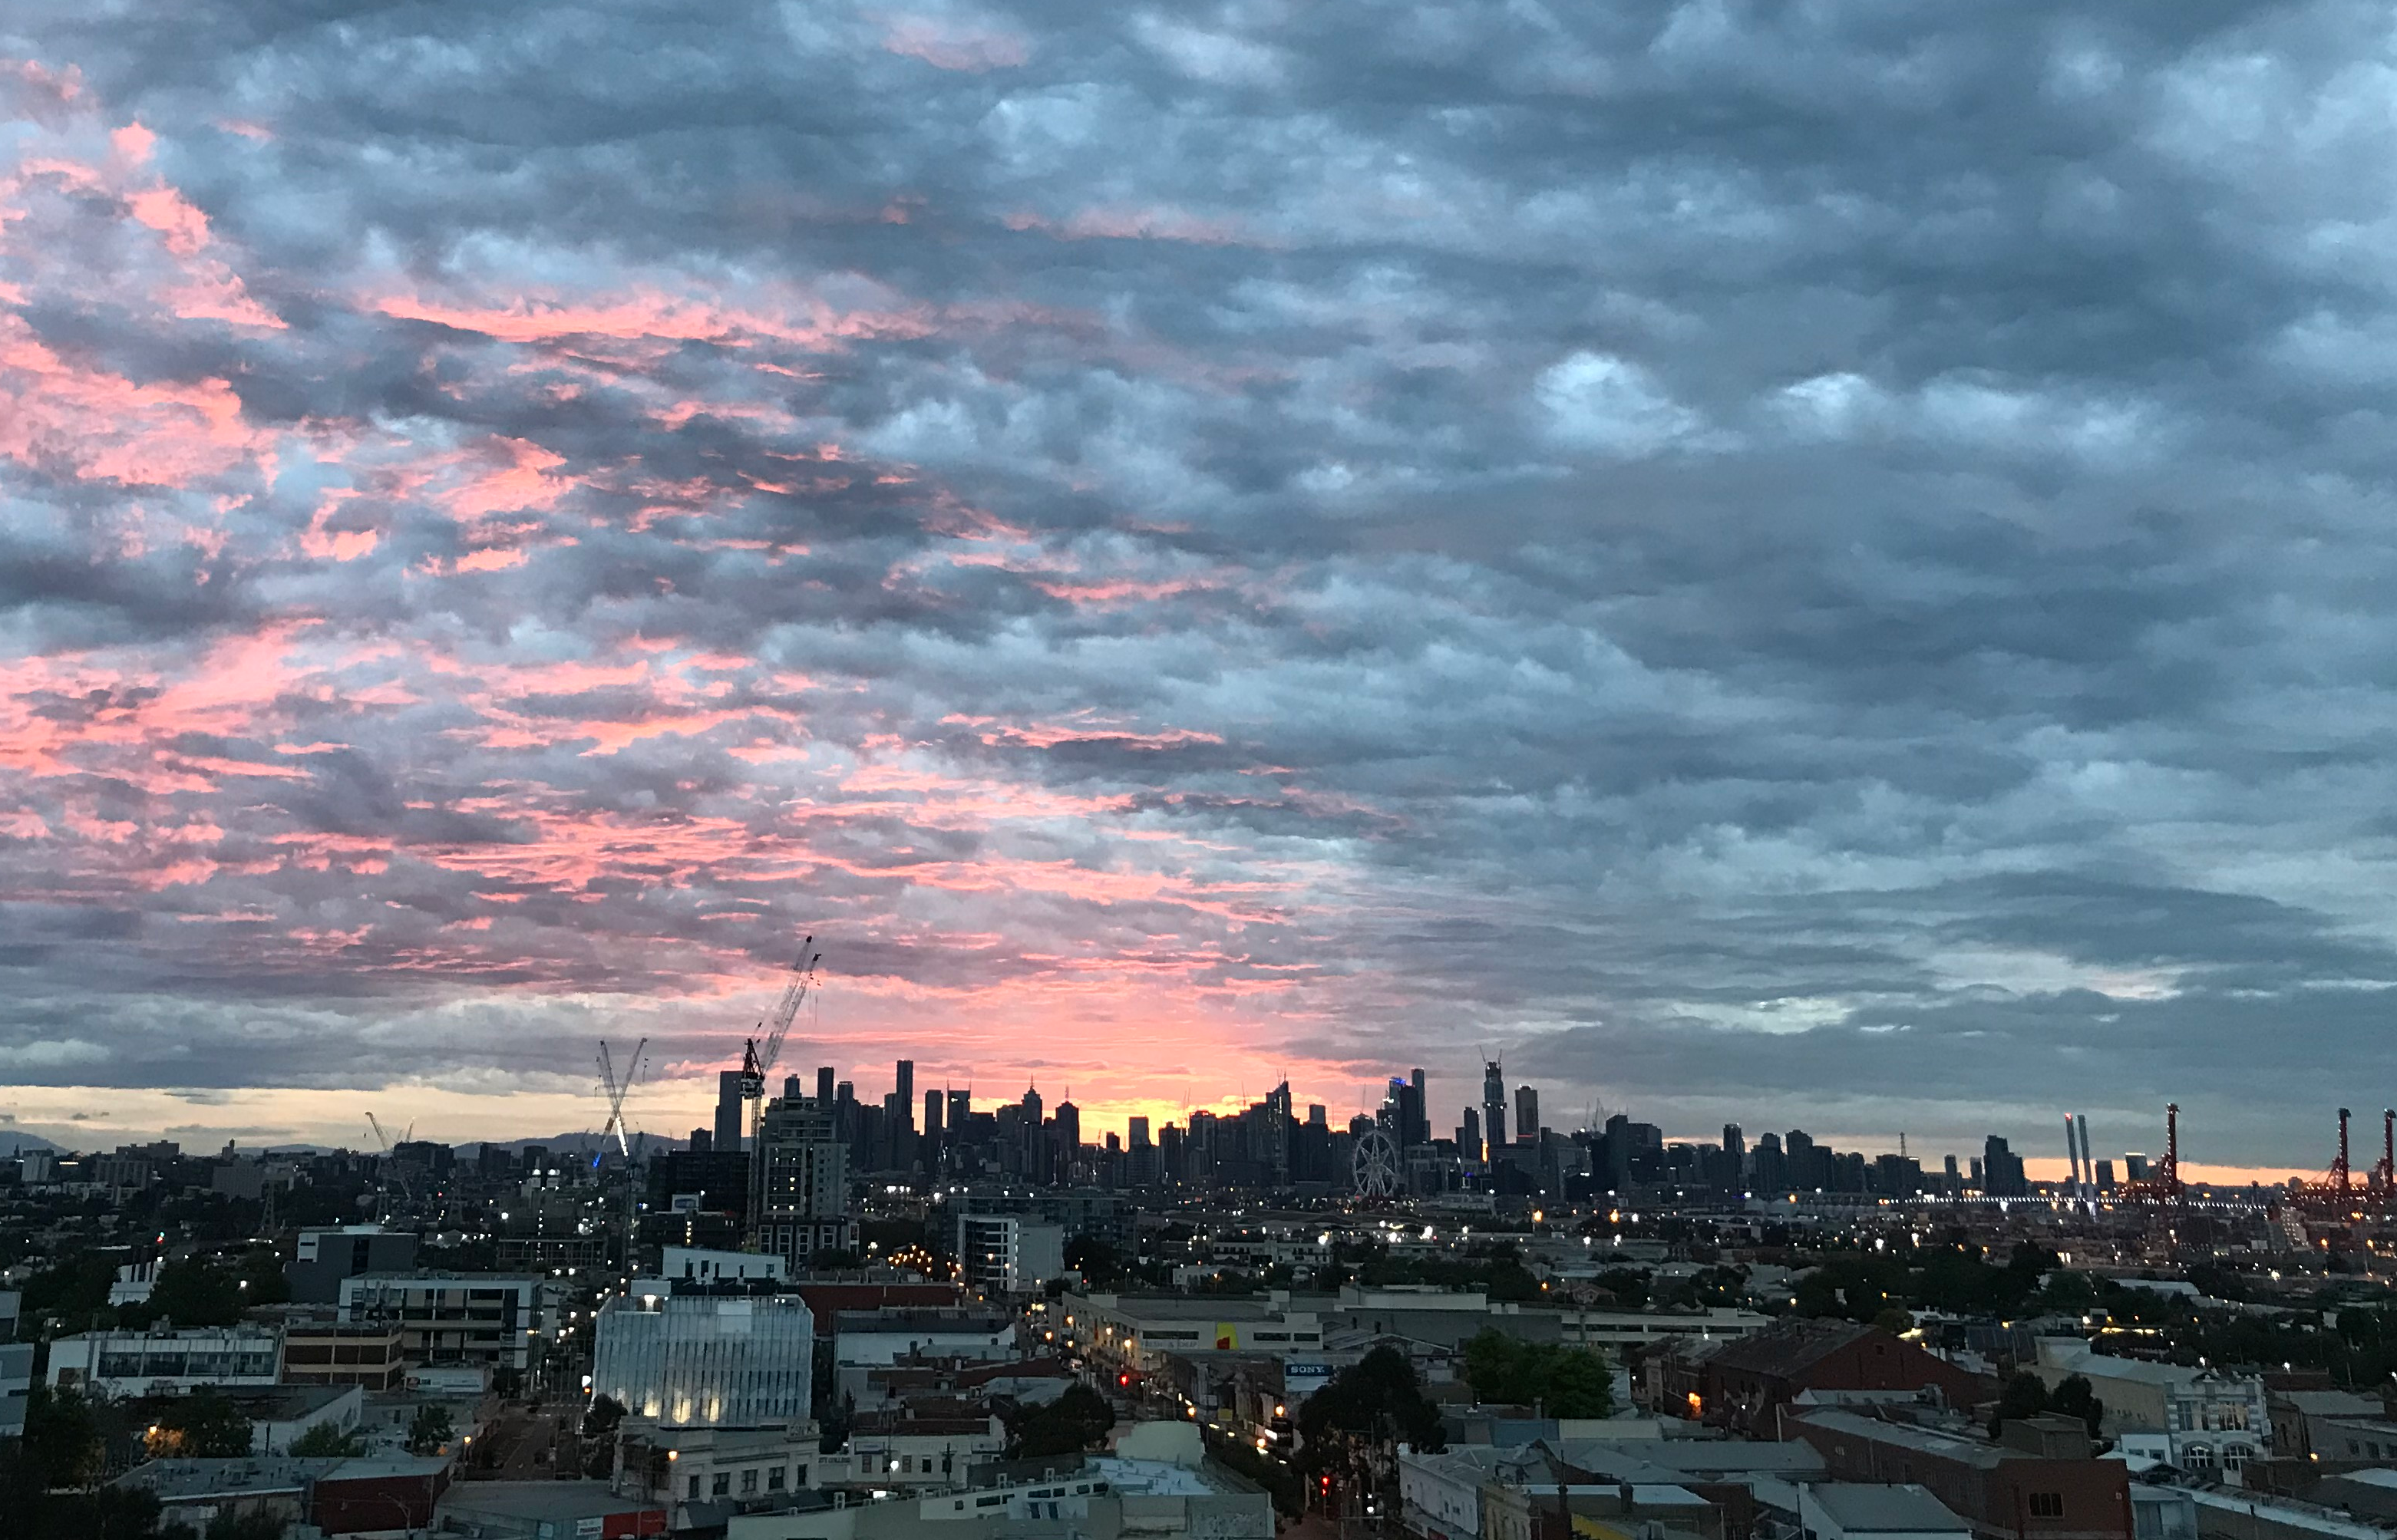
(597, 1038, 650, 1271)
(738, 938, 822, 1147)
(598, 1038, 649, 1158)
(364, 1113, 414, 1219)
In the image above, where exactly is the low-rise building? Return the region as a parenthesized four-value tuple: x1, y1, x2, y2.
(616, 1422, 821, 1532)
(338, 1273, 546, 1371)
(1563, 1306, 1771, 1352)
(0, 1342, 31, 1436)
(289, 1227, 419, 1305)
(1801, 1484, 1974, 1540)
(436, 1478, 669, 1538)
(48, 1324, 284, 1397)
(1062, 1292, 1326, 1376)
(1656, 1319, 1989, 1433)
(281, 1321, 407, 1392)
(833, 1309, 1017, 1367)
(1787, 1408, 2132, 1540)
(721, 1426, 1272, 1540)
(2033, 1340, 2267, 1473)
(662, 1246, 790, 1284)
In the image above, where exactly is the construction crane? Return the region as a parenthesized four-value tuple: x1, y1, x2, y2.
(738, 938, 822, 1148)
(364, 1113, 414, 1219)
(598, 1038, 649, 1158)
(597, 1038, 650, 1271)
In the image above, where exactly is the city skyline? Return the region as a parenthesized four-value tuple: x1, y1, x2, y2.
(10, 8, 2397, 1166)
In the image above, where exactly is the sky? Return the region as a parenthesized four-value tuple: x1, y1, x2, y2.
(2, 2, 2393, 1172)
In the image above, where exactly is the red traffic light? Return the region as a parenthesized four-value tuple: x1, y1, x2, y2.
(1118, 1373, 1131, 1387)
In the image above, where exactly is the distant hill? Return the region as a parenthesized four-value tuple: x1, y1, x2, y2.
(0, 1132, 61, 1156)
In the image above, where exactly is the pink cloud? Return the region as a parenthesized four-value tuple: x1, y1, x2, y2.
(880, 15, 1030, 71)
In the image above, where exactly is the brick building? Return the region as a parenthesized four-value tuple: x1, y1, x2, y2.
(1658, 1319, 1989, 1433)
(1786, 1409, 2131, 1540)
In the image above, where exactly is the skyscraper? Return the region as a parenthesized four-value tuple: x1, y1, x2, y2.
(1514, 1084, 1539, 1143)
(1410, 1067, 1429, 1146)
(754, 1096, 851, 1262)
(1481, 1061, 1507, 1162)
(1983, 1135, 2028, 1197)
(895, 1060, 916, 1130)
(715, 1070, 746, 1153)
(816, 1066, 835, 1106)
(1461, 1107, 1482, 1154)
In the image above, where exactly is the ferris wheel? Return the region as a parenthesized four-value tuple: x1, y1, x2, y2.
(1352, 1129, 1403, 1199)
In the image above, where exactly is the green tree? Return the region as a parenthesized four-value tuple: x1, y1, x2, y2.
(1987, 1370, 2051, 1436)
(1296, 1344, 1444, 1469)
(144, 1259, 245, 1328)
(1064, 1236, 1120, 1288)
(407, 1403, 455, 1456)
(150, 1390, 254, 1458)
(2047, 1374, 2105, 1438)
(288, 1420, 368, 1457)
(1005, 1384, 1114, 1459)
(1461, 1331, 1613, 1416)
(21, 1385, 105, 1489)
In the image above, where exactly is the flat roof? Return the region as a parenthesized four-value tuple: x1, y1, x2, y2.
(1811, 1483, 1970, 1533)
(438, 1480, 667, 1520)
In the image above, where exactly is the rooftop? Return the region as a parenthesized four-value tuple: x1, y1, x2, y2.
(1809, 1483, 1972, 1534)
(437, 1480, 670, 1521)
(113, 1455, 447, 1501)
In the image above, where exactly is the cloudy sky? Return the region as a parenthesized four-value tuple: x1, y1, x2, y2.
(2, 2, 2390, 1171)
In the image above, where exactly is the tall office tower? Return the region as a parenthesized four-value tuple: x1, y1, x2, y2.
(754, 1096, 852, 1262)
(1514, 1085, 1540, 1143)
(1983, 1135, 2028, 1197)
(947, 1089, 972, 1145)
(1605, 1113, 1632, 1189)
(1482, 1061, 1508, 1162)
(1128, 1116, 1151, 1147)
(1461, 1107, 1483, 1156)
(2095, 1158, 2116, 1191)
(1944, 1153, 1962, 1194)
(1053, 1100, 1081, 1156)
(1724, 1123, 1745, 1162)
(816, 1066, 835, 1106)
(923, 1089, 944, 1141)
(1394, 1077, 1426, 1149)
(1410, 1068, 1429, 1145)
(784, 1075, 804, 1102)
(715, 1070, 747, 1153)
(2124, 1152, 2151, 1182)
(1307, 1104, 1328, 1128)
(881, 1092, 909, 1169)
(895, 1060, 915, 1130)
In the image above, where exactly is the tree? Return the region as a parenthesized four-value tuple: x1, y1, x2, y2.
(1006, 1384, 1114, 1459)
(149, 1390, 254, 1459)
(1296, 1344, 1444, 1469)
(406, 1403, 454, 1456)
(1987, 1370, 2053, 1437)
(582, 1394, 627, 1478)
(2047, 1373, 2105, 1438)
(21, 1385, 105, 1489)
(142, 1260, 246, 1328)
(289, 1420, 368, 1457)
(1462, 1331, 1613, 1417)
(1065, 1236, 1121, 1288)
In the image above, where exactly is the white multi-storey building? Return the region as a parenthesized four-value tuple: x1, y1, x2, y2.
(47, 1325, 283, 1397)
(954, 1214, 1064, 1296)
(592, 1288, 814, 1428)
